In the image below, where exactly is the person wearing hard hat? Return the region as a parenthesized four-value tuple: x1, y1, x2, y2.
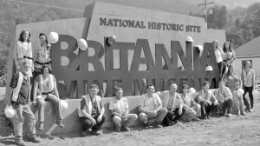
(33, 65, 64, 131)
(223, 65, 244, 115)
(10, 59, 40, 146)
(197, 81, 219, 119)
(109, 87, 138, 132)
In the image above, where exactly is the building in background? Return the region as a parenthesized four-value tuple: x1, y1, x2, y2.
(234, 36, 260, 81)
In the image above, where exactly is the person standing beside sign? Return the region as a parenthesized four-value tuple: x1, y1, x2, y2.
(242, 61, 255, 112)
(10, 59, 40, 146)
(78, 84, 105, 136)
(14, 30, 34, 77)
(138, 84, 167, 128)
(109, 87, 138, 132)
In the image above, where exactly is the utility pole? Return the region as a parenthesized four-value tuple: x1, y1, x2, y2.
(198, 0, 214, 28)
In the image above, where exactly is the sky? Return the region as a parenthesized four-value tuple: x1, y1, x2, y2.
(183, 0, 260, 9)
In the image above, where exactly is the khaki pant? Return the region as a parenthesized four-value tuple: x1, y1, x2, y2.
(139, 108, 167, 125)
(13, 104, 36, 140)
(112, 114, 138, 128)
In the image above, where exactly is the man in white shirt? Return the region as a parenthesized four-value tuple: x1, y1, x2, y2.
(157, 83, 186, 126)
(109, 87, 138, 132)
(138, 84, 167, 128)
(215, 80, 233, 117)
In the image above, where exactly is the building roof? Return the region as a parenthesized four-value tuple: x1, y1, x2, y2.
(235, 36, 260, 58)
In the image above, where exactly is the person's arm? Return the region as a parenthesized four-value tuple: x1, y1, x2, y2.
(99, 98, 105, 117)
(33, 76, 39, 102)
(138, 95, 148, 113)
(14, 42, 20, 70)
(225, 87, 233, 100)
(237, 73, 242, 89)
(153, 94, 162, 112)
(252, 70, 256, 89)
(53, 75, 60, 99)
(211, 92, 218, 105)
(80, 97, 95, 121)
(11, 73, 23, 102)
(109, 99, 121, 117)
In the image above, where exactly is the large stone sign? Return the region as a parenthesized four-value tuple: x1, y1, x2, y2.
(6, 2, 226, 99)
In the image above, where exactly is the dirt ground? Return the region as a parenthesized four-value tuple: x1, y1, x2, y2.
(0, 87, 260, 146)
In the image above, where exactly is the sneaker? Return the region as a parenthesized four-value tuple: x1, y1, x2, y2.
(91, 130, 102, 136)
(56, 121, 65, 127)
(80, 130, 88, 137)
(226, 114, 232, 117)
(192, 118, 201, 122)
(15, 140, 26, 146)
(27, 136, 40, 143)
(39, 122, 44, 131)
(115, 126, 121, 132)
(121, 126, 130, 132)
(155, 124, 163, 128)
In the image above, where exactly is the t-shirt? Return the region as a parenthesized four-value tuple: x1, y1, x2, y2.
(215, 87, 233, 101)
(215, 48, 223, 63)
(225, 73, 241, 91)
(242, 69, 255, 87)
(139, 93, 161, 112)
(90, 97, 99, 116)
(109, 97, 128, 116)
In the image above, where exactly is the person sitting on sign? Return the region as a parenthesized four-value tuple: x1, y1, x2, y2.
(213, 40, 224, 78)
(197, 81, 219, 119)
(14, 30, 34, 77)
(109, 87, 138, 132)
(138, 84, 167, 128)
(157, 83, 185, 126)
(33, 65, 64, 130)
(181, 84, 201, 121)
(78, 84, 105, 136)
(33, 33, 52, 78)
(215, 80, 233, 117)
(10, 59, 40, 146)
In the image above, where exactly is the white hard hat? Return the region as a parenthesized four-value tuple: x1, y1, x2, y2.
(205, 65, 213, 71)
(48, 32, 59, 44)
(186, 36, 194, 42)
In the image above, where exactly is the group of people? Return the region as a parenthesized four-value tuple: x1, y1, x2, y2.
(10, 30, 63, 146)
(8, 30, 257, 146)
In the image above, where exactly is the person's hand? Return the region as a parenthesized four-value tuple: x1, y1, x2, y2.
(97, 115, 102, 123)
(207, 100, 212, 105)
(214, 101, 219, 106)
(148, 111, 157, 117)
(91, 118, 97, 125)
(178, 108, 182, 115)
(32, 100, 37, 106)
(122, 114, 127, 121)
(16, 65, 20, 72)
